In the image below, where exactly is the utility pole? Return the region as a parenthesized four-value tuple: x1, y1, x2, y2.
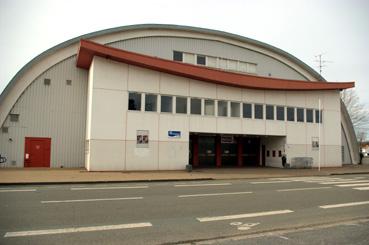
(314, 53, 332, 75)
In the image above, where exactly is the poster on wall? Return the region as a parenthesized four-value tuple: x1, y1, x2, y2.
(312, 137, 319, 150)
(137, 130, 149, 148)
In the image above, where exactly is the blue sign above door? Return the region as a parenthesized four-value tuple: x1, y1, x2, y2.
(168, 131, 181, 138)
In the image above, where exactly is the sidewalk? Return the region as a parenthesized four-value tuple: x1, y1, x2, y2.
(1, 164, 369, 185)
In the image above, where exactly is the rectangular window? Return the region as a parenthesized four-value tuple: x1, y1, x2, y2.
(287, 107, 295, 121)
(204, 99, 215, 116)
(276, 106, 285, 121)
(191, 98, 201, 115)
(218, 101, 228, 117)
(145, 94, 157, 112)
(161, 95, 172, 113)
(231, 102, 240, 117)
(306, 109, 313, 123)
(197, 55, 206, 65)
(266, 105, 274, 120)
(297, 108, 304, 122)
(266, 150, 270, 157)
(128, 92, 141, 111)
(9, 114, 19, 122)
(272, 150, 276, 157)
(176, 97, 187, 114)
(243, 103, 252, 118)
(44, 78, 51, 85)
(173, 51, 183, 61)
(254, 104, 263, 119)
(2, 127, 8, 133)
(278, 150, 282, 157)
(315, 110, 323, 123)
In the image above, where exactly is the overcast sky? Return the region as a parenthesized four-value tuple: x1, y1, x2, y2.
(1, 0, 368, 108)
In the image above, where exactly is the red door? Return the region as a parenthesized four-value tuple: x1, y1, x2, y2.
(24, 137, 51, 167)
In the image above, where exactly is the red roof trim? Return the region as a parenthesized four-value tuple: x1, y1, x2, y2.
(76, 39, 354, 91)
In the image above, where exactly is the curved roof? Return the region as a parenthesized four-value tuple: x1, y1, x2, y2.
(77, 40, 353, 91)
(0, 24, 326, 105)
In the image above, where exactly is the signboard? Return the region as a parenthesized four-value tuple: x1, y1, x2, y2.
(168, 131, 181, 138)
(137, 130, 149, 148)
(312, 137, 319, 150)
(221, 135, 234, 144)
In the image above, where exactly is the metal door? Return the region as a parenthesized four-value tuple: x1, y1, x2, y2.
(24, 137, 51, 167)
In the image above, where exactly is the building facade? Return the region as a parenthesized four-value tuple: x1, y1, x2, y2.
(0, 24, 358, 170)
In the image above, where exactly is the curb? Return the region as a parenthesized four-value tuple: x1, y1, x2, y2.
(330, 172, 369, 175)
(0, 178, 213, 186)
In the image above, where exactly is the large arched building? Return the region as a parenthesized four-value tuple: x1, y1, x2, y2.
(0, 24, 358, 170)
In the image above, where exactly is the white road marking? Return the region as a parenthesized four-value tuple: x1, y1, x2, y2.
(277, 187, 332, 192)
(197, 209, 294, 222)
(250, 181, 293, 184)
(178, 191, 252, 198)
(41, 197, 143, 203)
(354, 187, 369, 190)
(319, 200, 369, 209)
(174, 183, 231, 187)
(4, 222, 152, 237)
(319, 180, 369, 185)
(0, 189, 36, 193)
(336, 183, 369, 187)
(71, 186, 148, 190)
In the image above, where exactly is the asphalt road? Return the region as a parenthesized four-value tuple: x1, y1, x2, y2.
(0, 174, 369, 245)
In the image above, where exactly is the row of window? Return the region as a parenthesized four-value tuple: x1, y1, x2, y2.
(173, 51, 257, 74)
(128, 92, 323, 123)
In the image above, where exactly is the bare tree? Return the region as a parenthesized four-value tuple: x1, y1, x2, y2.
(341, 89, 369, 140)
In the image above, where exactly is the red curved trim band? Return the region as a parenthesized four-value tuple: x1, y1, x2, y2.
(76, 39, 354, 91)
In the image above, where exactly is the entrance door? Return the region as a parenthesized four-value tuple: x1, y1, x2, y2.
(24, 137, 51, 167)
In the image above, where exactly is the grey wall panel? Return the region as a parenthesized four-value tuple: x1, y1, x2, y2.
(108, 37, 307, 81)
(0, 56, 88, 168)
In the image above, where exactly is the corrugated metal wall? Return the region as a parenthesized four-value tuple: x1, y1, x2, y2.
(0, 56, 88, 168)
(0, 35, 311, 168)
(108, 37, 307, 81)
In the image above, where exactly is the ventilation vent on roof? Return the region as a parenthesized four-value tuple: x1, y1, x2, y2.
(9, 114, 19, 122)
(66, 79, 72, 85)
(44, 78, 51, 85)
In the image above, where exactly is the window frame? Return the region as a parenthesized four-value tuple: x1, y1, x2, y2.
(145, 93, 157, 112)
(266, 105, 274, 120)
(306, 109, 314, 123)
(173, 51, 183, 61)
(287, 107, 295, 122)
(190, 98, 202, 115)
(196, 55, 206, 65)
(217, 100, 228, 117)
(276, 106, 285, 121)
(160, 95, 173, 113)
(230, 102, 240, 117)
(296, 108, 305, 122)
(176, 96, 187, 114)
(254, 104, 264, 119)
(242, 103, 252, 119)
(204, 99, 215, 116)
(128, 92, 142, 111)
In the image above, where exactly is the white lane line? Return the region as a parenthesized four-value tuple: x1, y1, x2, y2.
(197, 209, 294, 222)
(0, 189, 36, 193)
(41, 197, 143, 204)
(4, 222, 152, 237)
(277, 187, 332, 192)
(179, 191, 252, 198)
(174, 183, 231, 187)
(319, 200, 369, 209)
(336, 183, 369, 187)
(354, 187, 369, 190)
(71, 186, 148, 190)
(250, 181, 293, 184)
(320, 180, 369, 185)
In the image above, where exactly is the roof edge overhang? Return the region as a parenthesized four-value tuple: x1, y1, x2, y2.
(77, 39, 354, 91)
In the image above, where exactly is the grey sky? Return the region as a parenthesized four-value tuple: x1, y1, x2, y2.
(1, 0, 368, 108)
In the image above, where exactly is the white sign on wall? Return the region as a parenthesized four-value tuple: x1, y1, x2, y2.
(312, 137, 319, 150)
(137, 130, 149, 148)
